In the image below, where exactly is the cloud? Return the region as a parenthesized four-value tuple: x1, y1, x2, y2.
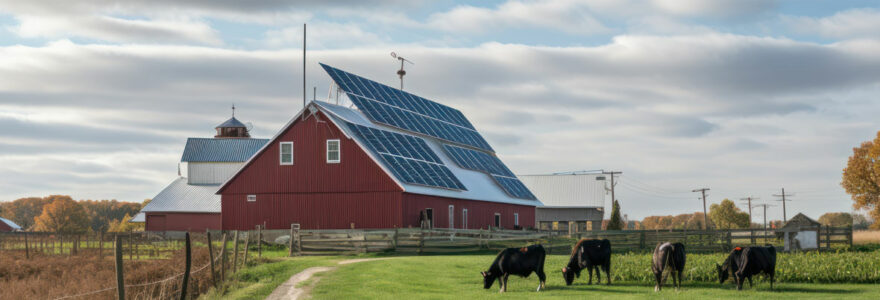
(426, 0, 611, 35)
(782, 8, 880, 40)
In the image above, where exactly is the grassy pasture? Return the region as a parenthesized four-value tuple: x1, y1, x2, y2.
(309, 252, 880, 299)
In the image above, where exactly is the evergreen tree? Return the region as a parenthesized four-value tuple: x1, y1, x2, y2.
(608, 200, 624, 230)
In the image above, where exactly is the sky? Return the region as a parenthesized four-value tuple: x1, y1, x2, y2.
(0, 0, 878, 222)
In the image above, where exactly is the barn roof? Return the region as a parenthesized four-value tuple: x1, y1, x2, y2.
(216, 116, 247, 128)
(140, 177, 221, 213)
(519, 174, 607, 208)
(779, 212, 820, 231)
(181, 138, 269, 162)
(0, 217, 21, 230)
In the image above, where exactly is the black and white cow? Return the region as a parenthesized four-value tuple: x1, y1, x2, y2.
(716, 245, 776, 290)
(481, 244, 547, 293)
(652, 242, 686, 291)
(561, 239, 612, 286)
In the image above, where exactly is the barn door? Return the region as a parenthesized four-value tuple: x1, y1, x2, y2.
(426, 208, 433, 229)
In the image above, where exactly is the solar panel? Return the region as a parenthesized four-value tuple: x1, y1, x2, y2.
(442, 144, 536, 200)
(321, 64, 492, 152)
(347, 123, 465, 190)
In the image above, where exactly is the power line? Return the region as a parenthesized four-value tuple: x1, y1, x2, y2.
(773, 188, 794, 223)
(739, 196, 759, 225)
(603, 171, 622, 206)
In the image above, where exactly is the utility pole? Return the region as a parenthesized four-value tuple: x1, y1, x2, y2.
(739, 196, 758, 228)
(692, 188, 710, 229)
(773, 188, 794, 223)
(754, 203, 775, 242)
(603, 171, 622, 206)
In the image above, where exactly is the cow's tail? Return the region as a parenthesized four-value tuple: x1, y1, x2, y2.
(660, 245, 672, 284)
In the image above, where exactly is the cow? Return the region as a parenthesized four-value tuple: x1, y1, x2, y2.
(561, 239, 612, 286)
(652, 242, 686, 291)
(716, 245, 776, 290)
(481, 244, 547, 293)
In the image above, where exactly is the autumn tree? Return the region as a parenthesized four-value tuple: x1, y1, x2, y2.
(607, 200, 624, 230)
(0, 196, 53, 230)
(853, 213, 873, 230)
(709, 199, 750, 229)
(107, 213, 144, 232)
(33, 197, 90, 233)
(80, 199, 144, 232)
(818, 212, 853, 227)
(842, 131, 880, 229)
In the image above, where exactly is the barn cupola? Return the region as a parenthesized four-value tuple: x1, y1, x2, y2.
(215, 104, 251, 138)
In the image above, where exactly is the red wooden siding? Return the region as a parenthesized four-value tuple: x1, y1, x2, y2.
(0, 221, 13, 232)
(145, 212, 221, 232)
(222, 192, 402, 230)
(401, 193, 536, 230)
(219, 111, 402, 195)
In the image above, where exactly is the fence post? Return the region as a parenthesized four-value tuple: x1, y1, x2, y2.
(115, 235, 125, 300)
(99, 232, 104, 258)
(243, 231, 250, 267)
(826, 226, 832, 249)
(257, 225, 263, 258)
(393, 228, 399, 251)
(180, 232, 191, 300)
(128, 230, 133, 260)
(639, 231, 646, 250)
(749, 229, 755, 245)
(60, 234, 64, 255)
(288, 224, 295, 257)
(233, 231, 240, 274)
(24, 232, 30, 259)
(297, 228, 303, 255)
(207, 231, 217, 288)
(848, 227, 853, 248)
(220, 232, 228, 283)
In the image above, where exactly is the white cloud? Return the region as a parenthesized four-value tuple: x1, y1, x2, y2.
(426, 0, 610, 35)
(782, 8, 880, 39)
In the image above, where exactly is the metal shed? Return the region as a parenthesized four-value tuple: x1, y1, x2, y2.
(519, 173, 607, 232)
(777, 212, 821, 251)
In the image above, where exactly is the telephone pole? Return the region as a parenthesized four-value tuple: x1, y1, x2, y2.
(692, 188, 710, 229)
(754, 203, 775, 242)
(603, 171, 622, 206)
(773, 188, 794, 223)
(739, 196, 758, 227)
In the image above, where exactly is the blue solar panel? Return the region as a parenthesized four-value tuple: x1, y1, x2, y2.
(442, 144, 535, 200)
(347, 123, 464, 190)
(491, 175, 537, 200)
(321, 64, 491, 152)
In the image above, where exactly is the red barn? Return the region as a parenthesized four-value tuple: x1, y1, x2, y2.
(218, 64, 540, 230)
(0, 217, 21, 232)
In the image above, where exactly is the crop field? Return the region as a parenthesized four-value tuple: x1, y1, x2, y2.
(308, 251, 880, 299)
(853, 230, 880, 245)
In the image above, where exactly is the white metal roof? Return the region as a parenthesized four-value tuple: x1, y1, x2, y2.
(0, 217, 21, 230)
(518, 174, 607, 208)
(130, 212, 146, 223)
(140, 177, 221, 213)
(315, 101, 541, 207)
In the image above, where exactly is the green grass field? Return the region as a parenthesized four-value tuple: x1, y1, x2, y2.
(309, 254, 880, 299)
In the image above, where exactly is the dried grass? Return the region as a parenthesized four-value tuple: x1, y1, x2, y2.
(0, 245, 217, 299)
(853, 230, 880, 245)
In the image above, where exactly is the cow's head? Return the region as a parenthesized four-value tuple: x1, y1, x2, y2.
(716, 263, 728, 284)
(481, 271, 497, 289)
(561, 267, 578, 285)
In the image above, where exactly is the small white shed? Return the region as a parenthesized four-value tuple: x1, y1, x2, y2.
(777, 213, 821, 251)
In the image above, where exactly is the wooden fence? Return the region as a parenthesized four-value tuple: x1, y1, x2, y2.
(282, 226, 854, 256)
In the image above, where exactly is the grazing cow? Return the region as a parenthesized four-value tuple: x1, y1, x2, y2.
(481, 244, 547, 293)
(716, 245, 776, 290)
(561, 239, 612, 286)
(652, 242, 686, 291)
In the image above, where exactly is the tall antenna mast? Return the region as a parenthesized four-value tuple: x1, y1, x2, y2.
(390, 52, 413, 90)
(303, 23, 307, 109)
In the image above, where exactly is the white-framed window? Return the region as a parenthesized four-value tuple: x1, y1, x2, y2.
(514, 213, 519, 227)
(462, 208, 468, 229)
(280, 142, 294, 165)
(494, 213, 501, 228)
(247, 195, 256, 202)
(448, 205, 454, 229)
(326, 139, 341, 163)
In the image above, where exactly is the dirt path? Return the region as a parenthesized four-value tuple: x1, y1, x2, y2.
(265, 258, 393, 300)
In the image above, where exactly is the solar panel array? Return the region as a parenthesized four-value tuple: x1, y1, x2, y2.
(347, 123, 466, 190)
(321, 63, 493, 152)
(442, 144, 536, 200)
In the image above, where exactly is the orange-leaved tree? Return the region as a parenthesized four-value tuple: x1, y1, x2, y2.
(33, 196, 89, 233)
(841, 131, 880, 229)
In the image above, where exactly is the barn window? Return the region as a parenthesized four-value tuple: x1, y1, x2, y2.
(280, 142, 294, 165)
(326, 139, 341, 163)
(494, 213, 501, 228)
(514, 213, 519, 227)
(247, 195, 256, 202)
(462, 208, 468, 229)
(448, 205, 455, 229)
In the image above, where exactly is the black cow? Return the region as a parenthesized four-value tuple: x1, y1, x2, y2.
(561, 239, 612, 286)
(716, 245, 776, 290)
(652, 242, 686, 291)
(481, 244, 547, 293)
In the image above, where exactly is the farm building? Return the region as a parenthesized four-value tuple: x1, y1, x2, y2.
(0, 217, 21, 232)
(778, 212, 822, 251)
(217, 63, 540, 230)
(519, 173, 606, 232)
(133, 110, 268, 231)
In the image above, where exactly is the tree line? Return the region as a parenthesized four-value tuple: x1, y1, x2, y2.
(0, 195, 147, 233)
